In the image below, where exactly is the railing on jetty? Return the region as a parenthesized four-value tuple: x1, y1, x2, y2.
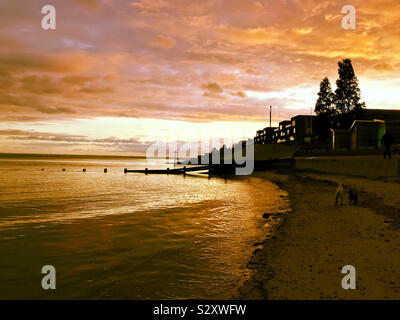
(124, 165, 211, 174)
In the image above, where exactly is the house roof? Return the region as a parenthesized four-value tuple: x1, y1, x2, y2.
(349, 119, 385, 132)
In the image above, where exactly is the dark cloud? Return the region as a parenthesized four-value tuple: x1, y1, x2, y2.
(231, 91, 247, 98)
(74, 0, 100, 8)
(79, 84, 113, 94)
(33, 106, 76, 115)
(203, 82, 223, 94)
(20, 75, 62, 94)
(0, 129, 147, 146)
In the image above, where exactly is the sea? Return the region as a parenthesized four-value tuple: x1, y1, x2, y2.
(0, 154, 288, 299)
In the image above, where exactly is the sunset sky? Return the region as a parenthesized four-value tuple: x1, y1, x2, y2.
(0, 0, 399, 155)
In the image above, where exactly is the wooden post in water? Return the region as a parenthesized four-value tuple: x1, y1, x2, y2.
(104, 168, 107, 173)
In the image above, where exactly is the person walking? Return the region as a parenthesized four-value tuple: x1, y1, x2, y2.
(382, 132, 393, 159)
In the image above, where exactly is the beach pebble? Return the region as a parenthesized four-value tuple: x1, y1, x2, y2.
(262, 212, 281, 219)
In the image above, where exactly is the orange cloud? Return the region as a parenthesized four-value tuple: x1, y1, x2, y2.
(0, 0, 399, 154)
(148, 35, 177, 49)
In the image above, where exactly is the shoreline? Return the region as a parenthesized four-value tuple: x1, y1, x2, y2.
(235, 169, 400, 299)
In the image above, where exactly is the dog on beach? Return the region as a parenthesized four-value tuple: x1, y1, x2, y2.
(349, 189, 358, 206)
(335, 184, 344, 207)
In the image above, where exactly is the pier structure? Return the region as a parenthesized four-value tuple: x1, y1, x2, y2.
(124, 165, 210, 175)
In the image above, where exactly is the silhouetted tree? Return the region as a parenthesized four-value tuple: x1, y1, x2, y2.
(334, 59, 366, 114)
(315, 77, 335, 116)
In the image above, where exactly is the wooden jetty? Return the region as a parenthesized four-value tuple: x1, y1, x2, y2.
(124, 165, 211, 174)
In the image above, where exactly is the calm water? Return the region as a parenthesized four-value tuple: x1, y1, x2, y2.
(0, 155, 287, 299)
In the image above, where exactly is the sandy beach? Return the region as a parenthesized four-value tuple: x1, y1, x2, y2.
(236, 169, 400, 300)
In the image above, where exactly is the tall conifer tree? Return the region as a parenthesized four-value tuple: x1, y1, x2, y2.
(315, 77, 335, 116)
(334, 59, 366, 113)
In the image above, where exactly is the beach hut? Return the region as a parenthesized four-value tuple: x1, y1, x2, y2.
(349, 120, 385, 150)
(330, 128, 351, 150)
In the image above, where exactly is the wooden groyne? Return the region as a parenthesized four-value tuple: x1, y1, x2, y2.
(123, 158, 294, 176)
(124, 165, 211, 174)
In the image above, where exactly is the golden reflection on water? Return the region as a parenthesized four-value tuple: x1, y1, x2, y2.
(0, 158, 288, 299)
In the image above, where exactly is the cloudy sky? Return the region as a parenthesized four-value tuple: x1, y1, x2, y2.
(0, 0, 399, 155)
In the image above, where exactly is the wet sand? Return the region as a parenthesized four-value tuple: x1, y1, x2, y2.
(236, 170, 400, 299)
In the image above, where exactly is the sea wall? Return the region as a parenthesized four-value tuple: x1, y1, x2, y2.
(295, 156, 400, 178)
(254, 144, 300, 161)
